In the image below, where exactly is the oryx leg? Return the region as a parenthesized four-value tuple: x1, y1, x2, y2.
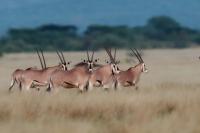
(46, 77, 54, 92)
(102, 80, 115, 91)
(21, 80, 32, 91)
(8, 78, 16, 92)
(102, 83, 111, 91)
(113, 81, 118, 91)
(130, 81, 138, 91)
(134, 86, 139, 91)
(19, 81, 22, 91)
(46, 81, 59, 94)
(46, 83, 52, 92)
(78, 83, 87, 93)
(94, 80, 102, 87)
(31, 80, 47, 91)
(30, 82, 40, 91)
(87, 81, 93, 91)
(126, 81, 138, 91)
(49, 83, 59, 94)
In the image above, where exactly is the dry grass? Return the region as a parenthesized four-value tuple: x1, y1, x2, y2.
(0, 48, 200, 133)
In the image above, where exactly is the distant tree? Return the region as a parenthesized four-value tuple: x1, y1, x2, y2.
(144, 16, 182, 40)
(174, 31, 190, 48)
(85, 25, 113, 35)
(147, 16, 181, 31)
(38, 24, 78, 37)
(0, 16, 200, 52)
(85, 25, 135, 49)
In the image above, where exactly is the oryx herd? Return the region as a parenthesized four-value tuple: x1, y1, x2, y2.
(9, 48, 148, 93)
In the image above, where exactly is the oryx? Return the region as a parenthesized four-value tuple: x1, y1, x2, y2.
(87, 48, 120, 91)
(115, 48, 148, 90)
(8, 49, 45, 92)
(46, 50, 100, 93)
(20, 50, 69, 91)
(8, 67, 38, 92)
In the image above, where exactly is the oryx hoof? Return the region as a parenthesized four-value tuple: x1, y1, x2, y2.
(78, 90, 83, 94)
(135, 86, 139, 91)
(8, 90, 12, 94)
(46, 86, 51, 92)
(104, 88, 109, 92)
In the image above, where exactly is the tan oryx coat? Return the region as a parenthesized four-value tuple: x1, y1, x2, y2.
(115, 63, 145, 88)
(48, 64, 92, 92)
(88, 64, 120, 90)
(87, 48, 120, 90)
(114, 48, 148, 90)
(9, 67, 37, 92)
(20, 64, 65, 91)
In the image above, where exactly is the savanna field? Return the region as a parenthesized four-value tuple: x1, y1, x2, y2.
(1, 48, 200, 133)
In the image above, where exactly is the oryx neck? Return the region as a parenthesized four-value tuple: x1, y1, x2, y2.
(131, 64, 143, 73)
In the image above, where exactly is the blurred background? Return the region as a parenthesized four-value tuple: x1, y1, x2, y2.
(0, 0, 200, 55)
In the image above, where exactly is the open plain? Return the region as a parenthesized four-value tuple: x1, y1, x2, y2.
(0, 48, 200, 133)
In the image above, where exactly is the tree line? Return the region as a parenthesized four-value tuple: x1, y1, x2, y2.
(0, 15, 200, 55)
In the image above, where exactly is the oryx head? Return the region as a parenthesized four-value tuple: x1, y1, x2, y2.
(105, 48, 120, 75)
(131, 48, 148, 73)
(56, 50, 70, 71)
(78, 50, 101, 72)
(75, 50, 101, 72)
(85, 50, 95, 72)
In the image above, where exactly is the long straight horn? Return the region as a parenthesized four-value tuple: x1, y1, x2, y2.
(60, 51, 66, 64)
(114, 48, 116, 61)
(105, 48, 112, 62)
(91, 50, 94, 61)
(36, 49, 44, 69)
(130, 48, 141, 62)
(105, 48, 115, 63)
(134, 48, 143, 63)
(40, 49, 47, 69)
(56, 50, 63, 64)
(109, 48, 116, 63)
(86, 49, 90, 61)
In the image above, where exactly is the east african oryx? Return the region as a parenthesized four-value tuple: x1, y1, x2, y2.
(114, 48, 148, 90)
(87, 48, 120, 91)
(8, 67, 38, 92)
(19, 50, 69, 91)
(46, 50, 100, 93)
(8, 49, 44, 92)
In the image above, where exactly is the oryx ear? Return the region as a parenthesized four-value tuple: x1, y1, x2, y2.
(95, 59, 98, 62)
(67, 61, 71, 65)
(60, 64, 67, 71)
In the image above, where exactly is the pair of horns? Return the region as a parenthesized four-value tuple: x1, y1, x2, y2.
(105, 48, 117, 64)
(36, 49, 46, 69)
(56, 50, 66, 65)
(86, 50, 94, 61)
(130, 48, 144, 63)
